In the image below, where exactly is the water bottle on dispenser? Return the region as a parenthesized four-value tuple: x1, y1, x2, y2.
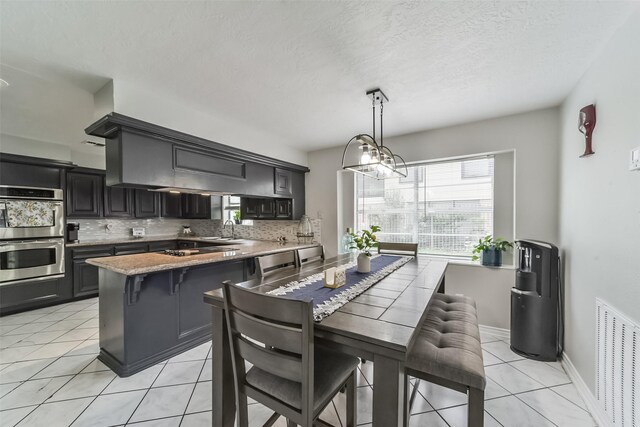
(510, 240, 562, 361)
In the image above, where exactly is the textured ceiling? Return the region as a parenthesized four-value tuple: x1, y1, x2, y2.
(0, 1, 637, 153)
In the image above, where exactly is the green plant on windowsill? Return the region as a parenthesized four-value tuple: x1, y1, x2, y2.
(233, 210, 241, 224)
(471, 235, 513, 267)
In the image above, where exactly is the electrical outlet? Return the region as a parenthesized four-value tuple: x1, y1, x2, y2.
(630, 146, 640, 171)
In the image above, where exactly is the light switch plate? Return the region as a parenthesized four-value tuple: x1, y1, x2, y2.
(630, 146, 640, 171)
(132, 227, 146, 237)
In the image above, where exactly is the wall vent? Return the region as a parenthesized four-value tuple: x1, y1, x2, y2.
(596, 298, 638, 427)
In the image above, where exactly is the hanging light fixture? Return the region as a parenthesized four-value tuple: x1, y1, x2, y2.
(342, 88, 407, 179)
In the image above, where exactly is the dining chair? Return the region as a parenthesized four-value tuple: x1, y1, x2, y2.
(296, 245, 325, 266)
(377, 242, 418, 257)
(255, 251, 298, 278)
(222, 280, 359, 427)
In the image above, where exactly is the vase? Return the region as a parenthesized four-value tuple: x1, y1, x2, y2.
(481, 248, 502, 267)
(357, 253, 371, 273)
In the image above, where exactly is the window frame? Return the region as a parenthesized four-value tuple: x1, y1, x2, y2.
(354, 154, 495, 258)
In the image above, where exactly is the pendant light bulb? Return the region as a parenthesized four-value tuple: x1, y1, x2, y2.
(360, 145, 371, 164)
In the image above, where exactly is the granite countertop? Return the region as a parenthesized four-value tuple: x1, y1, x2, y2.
(65, 235, 227, 247)
(85, 240, 318, 275)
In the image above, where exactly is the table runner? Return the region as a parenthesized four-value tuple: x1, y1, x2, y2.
(267, 254, 412, 321)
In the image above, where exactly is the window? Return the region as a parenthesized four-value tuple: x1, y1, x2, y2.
(355, 156, 494, 257)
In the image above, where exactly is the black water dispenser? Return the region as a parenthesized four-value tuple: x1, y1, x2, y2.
(510, 240, 562, 361)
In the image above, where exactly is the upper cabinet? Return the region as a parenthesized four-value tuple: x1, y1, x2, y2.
(161, 192, 182, 218)
(182, 194, 211, 219)
(134, 190, 160, 218)
(67, 170, 104, 218)
(274, 168, 292, 196)
(104, 186, 134, 218)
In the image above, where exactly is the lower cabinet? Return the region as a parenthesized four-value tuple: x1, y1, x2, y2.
(71, 247, 114, 298)
(0, 276, 71, 316)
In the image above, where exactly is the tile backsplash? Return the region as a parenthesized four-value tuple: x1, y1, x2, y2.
(73, 218, 322, 244)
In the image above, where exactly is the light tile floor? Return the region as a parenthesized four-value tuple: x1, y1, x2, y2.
(0, 298, 597, 426)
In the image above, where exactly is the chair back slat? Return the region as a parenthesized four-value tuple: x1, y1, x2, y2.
(256, 251, 298, 277)
(228, 309, 303, 354)
(378, 242, 418, 257)
(222, 281, 314, 417)
(297, 246, 325, 266)
(225, 281, 307, 325)
(236, 336, 303, 382)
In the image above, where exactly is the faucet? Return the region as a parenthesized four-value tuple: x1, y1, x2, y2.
(223, 220, 236, 239)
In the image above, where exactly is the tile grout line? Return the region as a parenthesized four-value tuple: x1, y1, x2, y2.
(123, 358, 171, 425)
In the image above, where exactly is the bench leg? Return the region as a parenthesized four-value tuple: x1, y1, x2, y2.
(468, 387, 484, 427)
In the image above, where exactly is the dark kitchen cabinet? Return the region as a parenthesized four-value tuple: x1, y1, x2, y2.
(275, 199, 292, 219)
(182, 194, 211, 219)
(161, 193, 183, 218)
(148, 241, 178, 252)
(240, 198, 260, 219)
(258, 199, 275, 217)
(134, 190, 160, 218)
(71, 247, 114, 298)
(240, 197, 292, 220)
(114, 244, 148, 255)
(67, 171, 103, 218)
(274, 168, 292, 196)
(104, 186, 134, 218)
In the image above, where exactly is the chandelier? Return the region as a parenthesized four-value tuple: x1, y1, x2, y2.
(341, 88, 407, 179)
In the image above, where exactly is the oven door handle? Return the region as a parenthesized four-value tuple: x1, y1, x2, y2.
(0, 239, 64, 251)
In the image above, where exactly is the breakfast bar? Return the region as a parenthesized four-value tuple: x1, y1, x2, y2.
(87, 239, 318, 376)
(203, 254, 448, 427)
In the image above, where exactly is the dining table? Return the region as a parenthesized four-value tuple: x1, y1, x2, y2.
(203, 253, 448, 427)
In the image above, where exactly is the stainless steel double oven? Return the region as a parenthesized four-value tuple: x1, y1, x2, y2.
(0, 185, 65, 285)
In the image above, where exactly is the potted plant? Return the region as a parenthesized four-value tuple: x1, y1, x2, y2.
(350, 225, 381, 273)
(471, 235, 513, 267)
(233, 210, 241, 225)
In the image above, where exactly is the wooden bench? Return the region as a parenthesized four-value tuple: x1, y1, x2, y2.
(406, 293, 486, 426)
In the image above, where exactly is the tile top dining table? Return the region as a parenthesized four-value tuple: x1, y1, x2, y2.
(203, 253, 448, 427)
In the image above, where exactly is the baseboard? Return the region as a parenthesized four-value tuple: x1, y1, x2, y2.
(561, 352, 612, 427)
(479, 324, 510, 340)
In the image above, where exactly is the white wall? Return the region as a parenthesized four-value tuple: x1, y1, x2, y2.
(559, 9, 640, 393)
(111, 80, 308, 166)
(307, 107, 561, 259)
(307, 108, 559, 329)
(0, 134, 105, 169)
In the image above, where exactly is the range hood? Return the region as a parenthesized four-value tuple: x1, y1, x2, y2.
(86, 113, 309, 198)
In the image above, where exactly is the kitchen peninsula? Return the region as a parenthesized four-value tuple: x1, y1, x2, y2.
(87, 239, 317, 376)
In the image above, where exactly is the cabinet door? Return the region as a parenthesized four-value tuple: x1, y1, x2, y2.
(148, 241, 178, 252)
(275, 199, 292, 219)
(182, 194, 211, 219)
(67, 172, 103, 218)
(274, 168, 292, 196)
(161, 193, 183, 218)
(104, 186, 134, 217)
(134, 190, 160, 218)
(72, 260, 100, 297)
(114, 244, 149, 255)
(240, 198, 260, 219)
(258, 199, 276, 218)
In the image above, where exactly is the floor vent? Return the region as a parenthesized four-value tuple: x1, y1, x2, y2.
(596, 298, 638, 427)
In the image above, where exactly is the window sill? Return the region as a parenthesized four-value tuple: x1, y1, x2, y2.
(420, 254, 516, 270)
